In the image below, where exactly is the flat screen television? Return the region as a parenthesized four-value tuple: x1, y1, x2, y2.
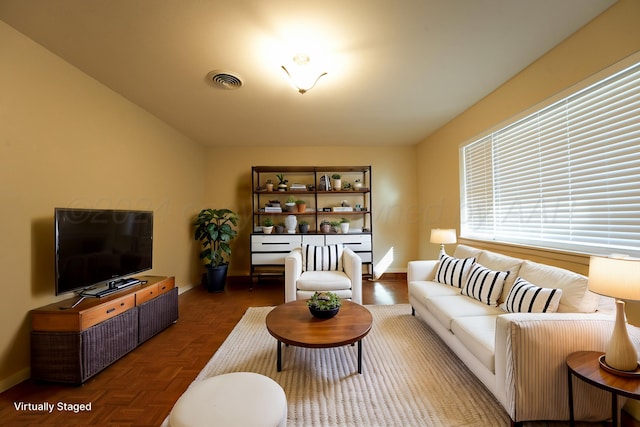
(54, 208, 153, 295)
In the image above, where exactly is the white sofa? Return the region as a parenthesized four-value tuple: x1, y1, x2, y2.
(408, 244, 640, 425)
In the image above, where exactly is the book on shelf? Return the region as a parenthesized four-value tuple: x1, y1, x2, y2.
(264, 207, 282, 212)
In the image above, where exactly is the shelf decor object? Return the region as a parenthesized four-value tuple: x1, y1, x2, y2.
(430, 228, 457, 257)
(588, 256, 640, 373)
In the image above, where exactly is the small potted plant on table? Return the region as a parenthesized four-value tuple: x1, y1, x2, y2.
(307, 291, 342, 319)
(296, 199, 306, 213)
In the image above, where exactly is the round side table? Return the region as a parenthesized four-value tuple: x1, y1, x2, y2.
(567, 351, 640, 427)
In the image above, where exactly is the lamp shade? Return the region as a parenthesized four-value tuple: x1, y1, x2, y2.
(430, 229, 457, 245)
(588, 256, 640, 301)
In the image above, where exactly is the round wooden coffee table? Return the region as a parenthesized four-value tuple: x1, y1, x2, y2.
(266, 299, 373, 374)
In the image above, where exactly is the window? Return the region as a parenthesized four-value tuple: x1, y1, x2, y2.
(461, 60, 640, 257)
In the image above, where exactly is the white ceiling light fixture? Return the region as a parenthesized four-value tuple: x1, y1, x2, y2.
(281, 54, 327, 94)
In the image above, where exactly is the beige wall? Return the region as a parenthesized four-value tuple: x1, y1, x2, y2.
(202, 146, 419, 277)
(0, 22, 206, 390)
(416, 0, 640, 264)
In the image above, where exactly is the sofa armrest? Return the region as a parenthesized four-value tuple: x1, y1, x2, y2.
(342, 247, 363, 304)
(495, 312, 640, 422)
(284, 247, 303, 302)
(407, 260, 438, 283)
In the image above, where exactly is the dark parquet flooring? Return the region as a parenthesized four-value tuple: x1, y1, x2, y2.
(0, 276, 408, 426)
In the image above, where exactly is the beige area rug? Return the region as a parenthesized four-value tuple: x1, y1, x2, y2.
(164, 305, 594, 427)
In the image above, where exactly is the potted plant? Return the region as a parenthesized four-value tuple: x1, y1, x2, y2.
(193, 208, 239, 293)
(340, 217, 350, 234)
(353, 179, 363, 191)
(331, 174, 341, 191)
(307, 291, 342, 319)
(262, 218, 274, 234)
(298, 220, 309, 234)
(276, 173, 288, 191)
(296, 199, 306, 213)
(330, 221, 340, 234)
(275, 222, 285, 234)
(285, 196, 296, 212)
(265, 179, 274, 192)
(320, 219, 331, 233)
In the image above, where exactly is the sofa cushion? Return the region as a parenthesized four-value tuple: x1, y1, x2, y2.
(425, 294, 504, 331)
(302, 244, 343, 272)
(477, 251, 524, 303)
(502, 277, 562, 313)
(461, 263, 509, 307)
(453, 244, 483, 259)
(408, 280, 461, 308)
(434, 254, 476, 288)
(296, 270, 351, 291)
(451, 315, 498, 372)
(518, 260, 599, 313)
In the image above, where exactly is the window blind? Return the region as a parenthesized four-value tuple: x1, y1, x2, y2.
(461, 61, 640, 256)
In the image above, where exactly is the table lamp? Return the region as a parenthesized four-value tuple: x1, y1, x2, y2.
(430, 229, 457, 257)
(588, 256, 640, 372)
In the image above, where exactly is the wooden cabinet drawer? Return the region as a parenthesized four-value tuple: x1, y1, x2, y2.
(251, 235, 301, 252)
(301, 235, 325, 246)
(326, 234, 372, 251)
(252, 252, 288, 265)
(80, 294, 135, 330)
(135, 283, 159, 305)
(156, 276, 175, 295)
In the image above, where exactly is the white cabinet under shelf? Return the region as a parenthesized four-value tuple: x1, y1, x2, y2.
(250, 166, 373, 285)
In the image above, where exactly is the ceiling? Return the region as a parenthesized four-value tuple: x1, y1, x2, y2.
(0, 0, 616, 147)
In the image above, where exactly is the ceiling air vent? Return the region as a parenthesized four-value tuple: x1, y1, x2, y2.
(206, 70, 243, 90)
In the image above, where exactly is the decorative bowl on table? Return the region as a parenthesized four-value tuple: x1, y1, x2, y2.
(307, 291, 342, 319)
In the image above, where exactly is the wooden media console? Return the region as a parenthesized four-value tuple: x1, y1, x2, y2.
(30, 275, 178, 384)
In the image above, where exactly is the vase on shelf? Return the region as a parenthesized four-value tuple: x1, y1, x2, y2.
(285, 215, 297, 234)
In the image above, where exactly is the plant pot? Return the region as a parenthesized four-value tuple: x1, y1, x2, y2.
(266, 183, 273, 191)
(320, 224, 331, 233)
(340, 223, 349, 234)
(296, 203, 306, 213)
(275, 225, 285, 234)
(298, 223, 309, 233)
(309, 306, 340, 319)
(278, 184, 287, 191)
(285, 203, 295, 212)
(333, 179, 341, 191)
(262, 226, 273, 234)
(205, 264, 228, 293)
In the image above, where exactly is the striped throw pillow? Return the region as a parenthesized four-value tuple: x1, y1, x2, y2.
(503, 277, 562, 313)
(462, 263, 509, 306)
(434, 254, 476, 288)
(302, 244, 344, 272)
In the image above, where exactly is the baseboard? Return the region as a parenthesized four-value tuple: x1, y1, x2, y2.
(0, 367, 30, 393)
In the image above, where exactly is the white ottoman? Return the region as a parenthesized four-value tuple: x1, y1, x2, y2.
(169, 372, 287, 427)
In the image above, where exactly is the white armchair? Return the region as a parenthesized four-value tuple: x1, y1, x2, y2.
(284, 246, 363, 304)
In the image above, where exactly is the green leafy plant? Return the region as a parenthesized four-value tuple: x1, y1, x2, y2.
(193, 209, 239, 267)
(307, 291, 342, 310)
(276, 173, 288, 185)
(299, 220, 309, 226)
(340, 217, 350, 223)
(331, 173, 341, 179)
(286, 196, 296, 204)
(263, 217, 274, 226)
(295, 199, 306, 205)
